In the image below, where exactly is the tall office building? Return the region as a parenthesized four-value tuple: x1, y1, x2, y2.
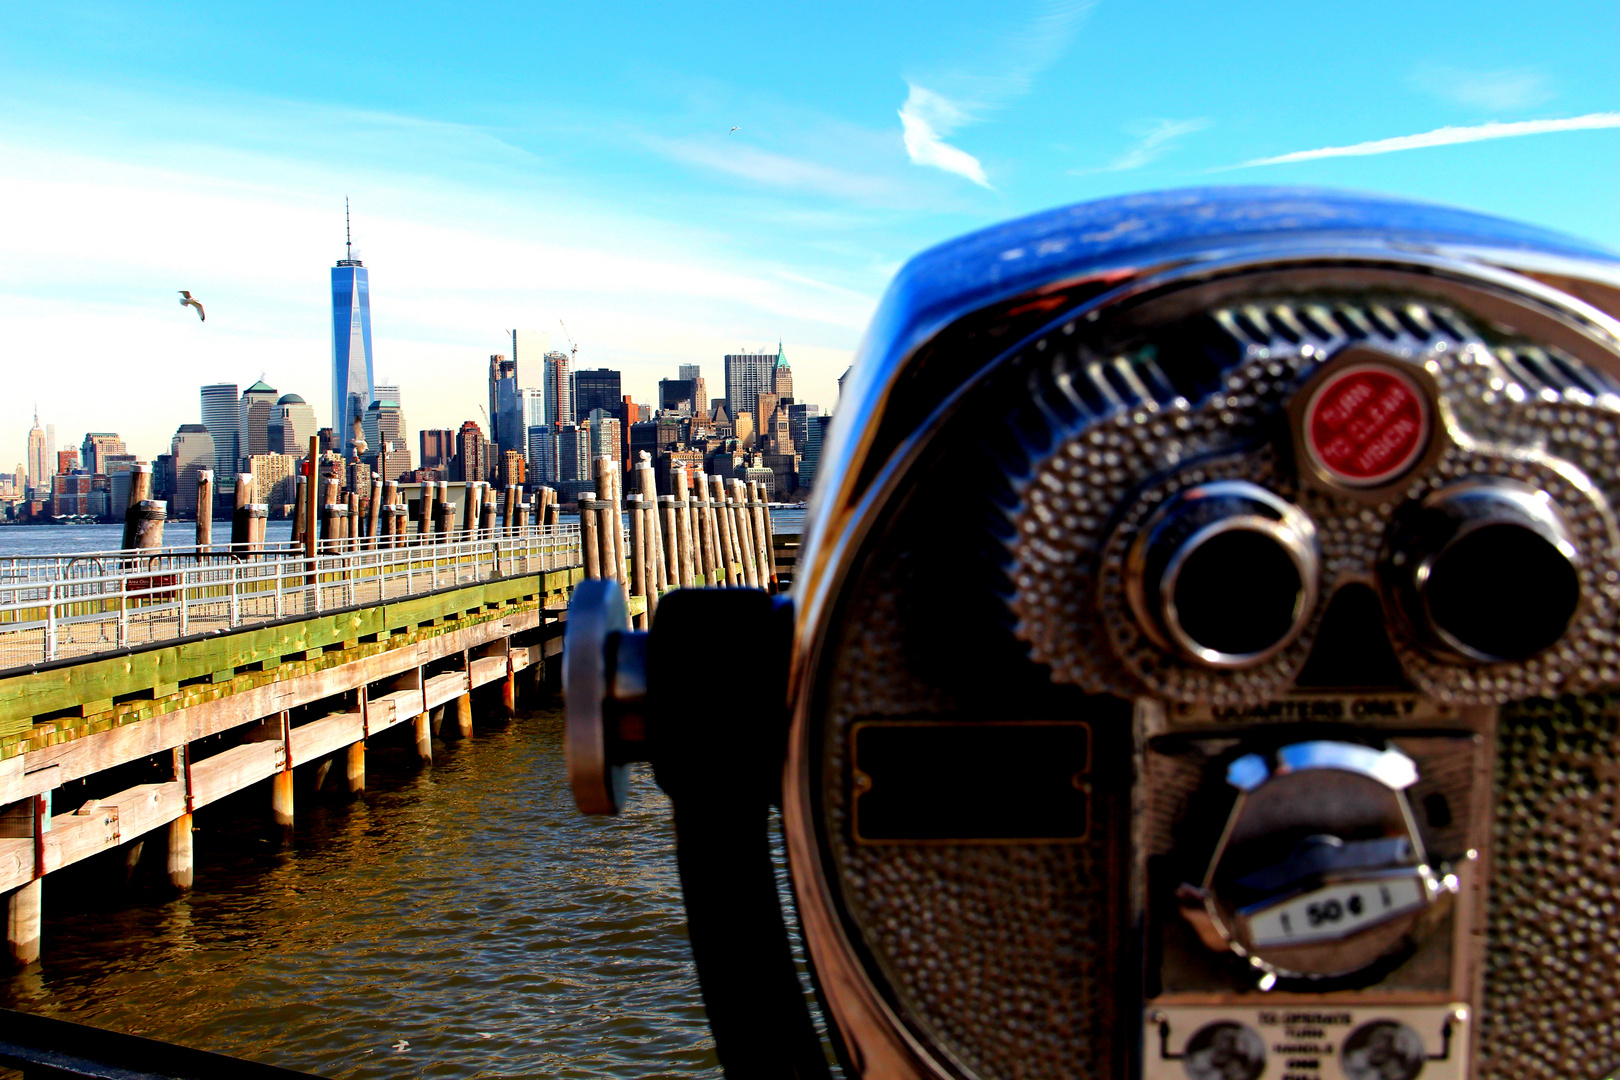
(521, 387, 546, 431)
(586, 408, 621, 468)
(543, 350, 573, 425)
(454, 420, 488, 484)
(26, 410, 47, 495)
(678, 364, 706, 416)
(526, 425, 556, 483)
(363, 399, 412, 479)
(574, 368, 622, 424)
(419, 428, 455, 473)
(799, 414, 832, 492)
(659, 378, 696, 414)
(374, 383, 401, 409)
(269, 394, 318, 457)
(787, 403, 821, 450)
(45, 424, 54, 483)
(200, 383, 239, 475)
(773, 349, 793, 398)
(724, 345, 786, 425)
(487, 353, 518, 451)
(80, 433, 125, 475)
(332, 207, 374, 459)
(510, 329, 550, 381)
(238, 380, 278, 467)
(556, 424, 589, 486)
(169, 424, 215, 518)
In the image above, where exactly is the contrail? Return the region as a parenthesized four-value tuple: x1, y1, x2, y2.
(1240, 112, 1620, 166)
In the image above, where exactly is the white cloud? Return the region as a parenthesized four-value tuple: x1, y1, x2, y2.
(896, 0, 1097, 188)
(1239, 113, 1620, 166)
(1072, 117, 1211, 173)
(898, 84, 991, 188)
(1414, 66, 1554, 111)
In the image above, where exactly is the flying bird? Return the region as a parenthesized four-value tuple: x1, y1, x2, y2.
(729, 126, 740, 134)
(177, 291, 206, 322)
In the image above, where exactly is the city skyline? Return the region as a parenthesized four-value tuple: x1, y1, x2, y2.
(8, 3, 1610, 463)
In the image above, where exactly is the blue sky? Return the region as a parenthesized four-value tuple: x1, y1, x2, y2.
(2, 0, 1617, 461)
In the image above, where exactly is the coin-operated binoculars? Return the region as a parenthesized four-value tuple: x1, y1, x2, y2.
(564, 188, 1620, 1080)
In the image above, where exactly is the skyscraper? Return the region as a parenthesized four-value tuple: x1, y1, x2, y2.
(488, 354, 518, 453)
(773, 347, 793, 398)
(363, 399, 412, 479)
(725, 346, 783, 425)
(169, 424, 215, 519)
(270, 394, 318, 457)
(799, 414, 831, 491)
(238, 380, 278, 467)
(80, 433, 126, 475)
(419, 428, 455, 473)
(543, 350, 573, 425)
(200, 383, 239, 475)
(511, 329, 550, 381)
(454, 420, 488, 483)
(26, 410, 46, 496)
(574, 368, 622, 424)
(332, 203, 374, 459)
(521, 387, 546, 431)
(678, 364, 707, 418)
(374, 383, 401, 410)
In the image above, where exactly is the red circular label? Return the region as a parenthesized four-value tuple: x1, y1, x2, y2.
(1304, 364, 1429, 486)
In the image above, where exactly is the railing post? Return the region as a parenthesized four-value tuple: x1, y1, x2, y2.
(275, 556, 285, 620)
(179, 563, 189, 636)
(44, 582, 56, 661)
(229, 560, 240, 627)
(116, 569, 128, 648)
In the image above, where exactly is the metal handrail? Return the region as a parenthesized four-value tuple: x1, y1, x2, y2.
(0, 524, 586, 666)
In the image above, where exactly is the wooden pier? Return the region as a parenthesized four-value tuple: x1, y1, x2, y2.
(0, 456, 801, 968)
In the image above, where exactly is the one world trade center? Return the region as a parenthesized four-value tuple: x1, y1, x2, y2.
(331, 202, 374, 459)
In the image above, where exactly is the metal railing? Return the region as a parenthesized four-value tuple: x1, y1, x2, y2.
(0, 524, 583, 668)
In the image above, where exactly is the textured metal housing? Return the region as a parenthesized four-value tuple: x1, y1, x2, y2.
(783, 188, 1620, 1080)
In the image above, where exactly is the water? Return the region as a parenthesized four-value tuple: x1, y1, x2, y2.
(0, 510, 805, 559)
(0, 709, 722, 1078)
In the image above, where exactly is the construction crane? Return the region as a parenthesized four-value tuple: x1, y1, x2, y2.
(558, 319, 578, 362)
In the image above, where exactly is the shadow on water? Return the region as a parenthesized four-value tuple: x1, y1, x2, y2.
(0, 705, 720, 1079)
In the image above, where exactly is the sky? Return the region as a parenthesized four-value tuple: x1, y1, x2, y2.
(2, 0, 1617, 466)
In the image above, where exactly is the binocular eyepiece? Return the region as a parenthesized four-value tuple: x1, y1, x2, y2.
(565, 188, 1620, 1080)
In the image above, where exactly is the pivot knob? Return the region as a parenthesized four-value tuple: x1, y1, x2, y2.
(1381, 478, 1580, 663)
(1126, 481, 1319, 668)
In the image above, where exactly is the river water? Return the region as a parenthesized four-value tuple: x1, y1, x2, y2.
(0, 514, 813, 1076)
(0, 709, 724, 1078)
(0, 510, 806, 559)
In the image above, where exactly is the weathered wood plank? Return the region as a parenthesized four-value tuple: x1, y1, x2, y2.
(19, 608, 540, 780)
(0, 837, 29, 893)
(0, 571, 555, 730)
(289, 713, 364, 768)
(468, 656, 506, 689)
(190, 742, 282, 809)
(423, 672, 467, 711)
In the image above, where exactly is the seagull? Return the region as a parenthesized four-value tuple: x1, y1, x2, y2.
(177, 291, 206, 321)
(729, 126, 740, 134)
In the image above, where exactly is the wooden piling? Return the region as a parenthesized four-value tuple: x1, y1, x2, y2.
(128, 499, 167, 551)
(419, 480, 437, 542)
(415, 713, 433, 763)
(230, 473, 254, 553)
(8, 880, 40, 967)
(367, 475, 383, 549)
(346, 741, 365, 793)
(120, 462, 154, 551)
(196, 469, 215, 551)
(628, 494, 648, 629)
(455, 692, 473, 737)
(597, 458, 623, 586)
(346, 492, 360, 543)
(434, 499, 457, 537)
(580, 492, 602, 578)
(760, 485, 780, 591)
(635, 456, 666, 604)
(542, 487, 560, 528)
(502, 667, 517, 715)
(748, 480, 772, 591)
(304, 438, 320, 575)
(481, 496, 497, 537)
(166, 814, 194, 891)
(503, 485, 518, 537)
(732, 479, 760, 588)
(711, 475, 739, 585)
(271, 770, 294, 829)
(673, 464, 698, 587)
(691, 470, 717, 585)
(381, 480, 400, 547)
